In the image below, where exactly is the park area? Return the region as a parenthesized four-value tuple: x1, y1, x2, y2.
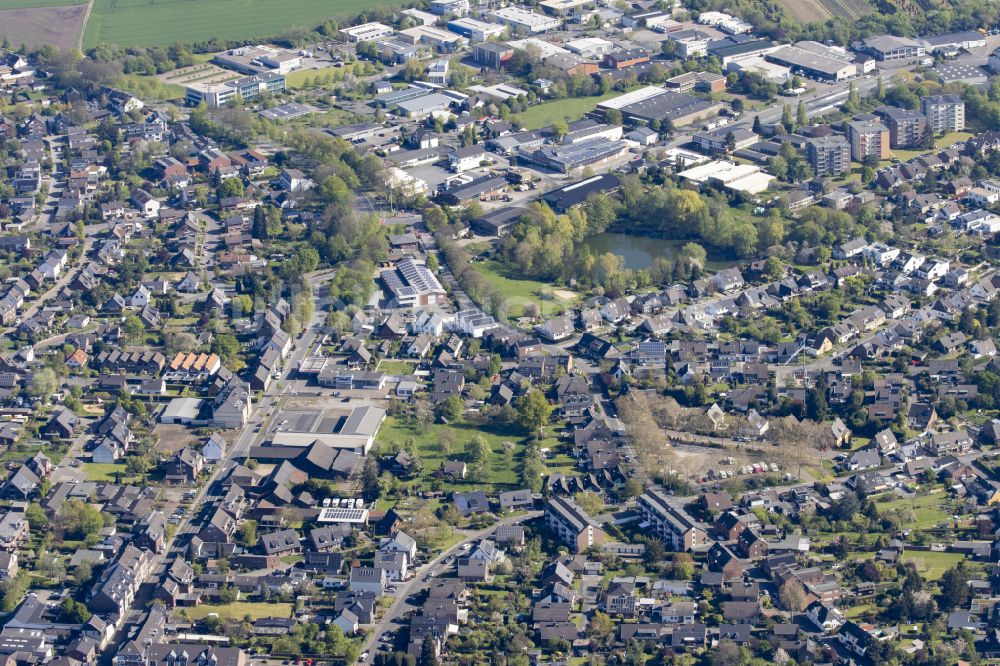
(82, 0, 401, 48)
(470, 259, 578, 318)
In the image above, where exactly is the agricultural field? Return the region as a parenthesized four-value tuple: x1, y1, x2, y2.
(778, 0, 873, 23)
(0, 3, 88, 50)
(83, 0, 402, 49)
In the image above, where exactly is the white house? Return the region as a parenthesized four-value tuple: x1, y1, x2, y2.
(129, 285, 151, 308)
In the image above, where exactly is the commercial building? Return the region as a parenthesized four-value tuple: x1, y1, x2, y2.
(541, 173, 621, 212)
(637, 488, 709, 552)
(664, 71, 727, 93)
(528, 137, 629, 173)
(922, 30, 987, 53)
(538, 0, 590, 15)
(545, 496, 607, 553)
(399, 25, 466, 51)
(666, 29, 711, 59)
(268, 404, 386, 454)
(395, 92, 455, 119)
(694, 127, 758, 153)
(340, 22, 394, 42)
(597, 86, 722, 127)
(185, 72, 285, 109)
(489, 7, 561, 33)
(932, 62, 988, 87)
(858, 35, 926, 61)
(766, 43, 857, 82)
(213, 45, 301, 75)
(603, 48, 649, 70)
(875, 106, 926, 148)
(430, 0, 470, 15)
(846, 119, 889, 162)
(807, 135, 851, 176)
(677, 160, 775, 195)
(380, 257, 447, 307)
(473, 42, 514, 69)
(707, 39, 778, 67)
(922, 94, 965, 133)
(447, 17, 505, 42)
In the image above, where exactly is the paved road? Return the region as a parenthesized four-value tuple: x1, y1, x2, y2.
(358, 511, 542, 660)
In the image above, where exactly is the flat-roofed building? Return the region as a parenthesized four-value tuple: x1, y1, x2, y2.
(875, 106, 926, 148)
(766, 44, 856, 82)
(922, 94, 965, 133)
(489, 6, 560, 33)
(473, 42, 514, 69)
(807, 135, 851, 175)
(846, 119, 889, 162)
(597, 86, 722, 127)
(447, 17, 505, 42)
(858, 35, 925, 61)
(340, 22, 394, 42)
(430, 0, 469, 16)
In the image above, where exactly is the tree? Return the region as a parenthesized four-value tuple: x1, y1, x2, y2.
(58, 596, 90, 623)
(27, 368, 57, 399)
(621, 477, 643, 500)
(418, 634, 438, 666)
(588, 611, 615, 642)
(779, 579, 806, 611)
(464, 434, 490, 463)
(781, 104, 793, 131)
(939, 564, 970, 611)
(361, 457, 381, 502)
(516, 390, 553, 436)
(796, 100, 807, 127)
(552, 120, 568, 140)
(239, 520, 257, 548)
(60, 500, 105, 540)
(219, 584, 239, 603)
(574, 491, 603, 516)
(752, 115, 762, 134)
(436, 395, 463, 423)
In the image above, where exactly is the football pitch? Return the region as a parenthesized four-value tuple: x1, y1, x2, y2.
(82, 0, 400, 49)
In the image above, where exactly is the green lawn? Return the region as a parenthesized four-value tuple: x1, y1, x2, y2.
(513, 92, 619, 130)
(284, 65, 353, 89)
(83, 462, 125, 482)
(875, 493, 950, 530)
(378, 360, 415, 375)
(184, 602, 292, 621)
(84, 0, 404, 49)
(376, 416, 527, 491)
(117, 74, 185, 103)
(935, 131, 972, 148)
(471, 260, 577, 318)
(902, 551, 965, 581)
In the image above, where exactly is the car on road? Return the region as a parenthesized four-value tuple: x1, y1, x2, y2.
(359, 653, 369, 663)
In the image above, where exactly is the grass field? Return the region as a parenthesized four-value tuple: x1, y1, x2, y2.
(471, 260, 577, 318)
(376, 416, 527, 491)
(902, 551, 965, 581)
(513, 92, 619, 130)
(0, 0, 83, 6)
(83, 462, 125, 482)
(84, 0, 402, 49)
(875, 493, 950, 530)
(184, 602, 292, 621)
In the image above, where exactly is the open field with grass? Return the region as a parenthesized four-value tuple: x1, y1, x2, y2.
(376, 416, 526, 491)
(83, 462, 124, 482)
(0, 0, 83, 7)
(875, 492, 951, 530)
(84, 0, 402, 49)
(183, 602, 292, 621)
(0, 3, 87, 50)
(471, 260, 578, 318)
(513, 92, 618, 130)
(903, 551, 965, 581)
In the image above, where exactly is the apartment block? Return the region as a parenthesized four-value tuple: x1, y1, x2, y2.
(544, 496, 607, 553)
(922, 94, 965, 133)
(846, 119, 889, 162)
(806, 135, 851, 176)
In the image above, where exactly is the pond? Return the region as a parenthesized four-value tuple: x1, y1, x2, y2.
(583, 232, 740, 272)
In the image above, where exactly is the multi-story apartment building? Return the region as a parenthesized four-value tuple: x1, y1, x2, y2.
(544, 496, 607, 553)
(875, 106, 926, 148)
(922, 94, 965, 133)
(636, 488, 709, 552)
(846, 119, 889, 162)
(806, 135, 851, 176)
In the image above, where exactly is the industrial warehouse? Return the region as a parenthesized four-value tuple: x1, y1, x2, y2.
(597, 86, 723, 126)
